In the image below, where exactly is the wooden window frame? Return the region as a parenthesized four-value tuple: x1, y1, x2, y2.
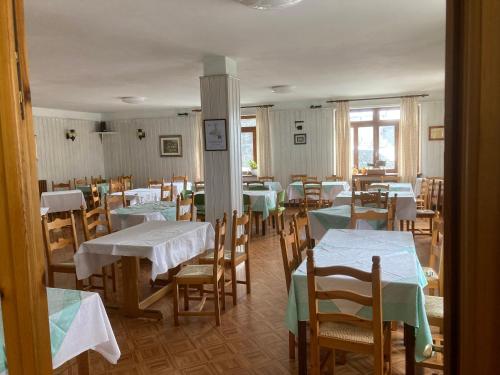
(351, 107, 400, 173)
(241, 115, 257, 165)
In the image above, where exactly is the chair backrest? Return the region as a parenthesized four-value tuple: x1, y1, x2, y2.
(307, 176, 318, 181)
(160, 182, 174, 201)
(148, 178, 165, 188)
(172, 175, 188, 191)
(90, 183, 100, 208)
(231, 210, 250, 261)
(350, 202, 394, 231)
(212, 214, 227, 277)
(52, 180, 71, 191)
(280, 223, 301, 292)
(291, 174, 307, 182)
(360, 190, 388, 208)
(292, 211, 312, 258)
(353, 178, 361, 191)
(41, 212, 78, 265)
(73, 177, 88, 187)
(325, 175, 342, 182)
(81, 205, 112, 240)
(302, 180, 322, 207)
(368, 183, 390, 192)
(306, 251, 383, 368)
(429, 212, 444, 278)
(120, 175, 133, 190)
(194, 192, 205, 206)
(91, 175, 103, 184)
(258, 176, 274, 182)
(108, 178, 124, 193)
(194, 181, 205, 192)
(418, 178, 430, 208)
(276, 190, 286, 208)
(176, 193, 194, 221)
(105, 192, 126, 210)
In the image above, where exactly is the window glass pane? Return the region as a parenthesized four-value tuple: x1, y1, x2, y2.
(379, 109, 400, 120)
(241, 131, 254, 172)
(378, 125, 396, 170)
(357, 126, 374, 168)
(350, 110, 373, 122)
(241, 117, 256, 127)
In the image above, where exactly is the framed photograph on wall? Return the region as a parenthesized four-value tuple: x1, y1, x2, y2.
(428, 126, 445, 141)
(294, 133, 307, 145)
(204, 119, 227, 151)
(159, 135, 182, 157)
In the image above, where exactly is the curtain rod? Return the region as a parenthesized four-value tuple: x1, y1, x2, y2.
(191, 104, 274, 112)
(326, 94, 429, 103)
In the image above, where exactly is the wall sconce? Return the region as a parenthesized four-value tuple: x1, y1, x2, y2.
(294, 120, 304, 131)
(137, 128, 146, 140)
(66, 129, 77, 141)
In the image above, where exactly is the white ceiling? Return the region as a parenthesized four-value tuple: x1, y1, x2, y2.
(25, 0, 446, 113)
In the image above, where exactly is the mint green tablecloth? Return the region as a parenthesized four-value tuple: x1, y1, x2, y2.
(77, 183, 109, 197)
(287, 181, 350, 202)
(1, 288, 82, 374)
(113, 201, 177, 221)
(285, 229, 432, 362)
(245, 190, 277, 220)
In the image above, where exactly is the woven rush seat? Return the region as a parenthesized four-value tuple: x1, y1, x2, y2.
(425, 296, 443, 320)
(319, 322, 374, 345)
(176, 264, 221, 278)
(199, 249, 245, 262)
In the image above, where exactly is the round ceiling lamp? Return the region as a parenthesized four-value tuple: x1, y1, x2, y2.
(271, 85, 295, 94)
(238, 0, 304, 10)
(120, 96, 146, 104)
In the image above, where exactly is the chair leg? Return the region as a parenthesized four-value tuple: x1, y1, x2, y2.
(231, 265, 238, 306)
(262, 217, 266, 235)
(288, 331, 295, 359)
(173, 281, 179, 326)
(255, 213, 260, 235)
(245, 258, 251, 294)
(332, 349, 336, 375)
(102, 267, 108, 300)
(280, 213, 285, 234)
(220, 276, 226, 311)
(214, 279, 221, 326)
(183, 284, 189, 311)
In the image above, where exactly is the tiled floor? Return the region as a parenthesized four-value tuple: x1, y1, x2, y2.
(53, 211, 441, 374)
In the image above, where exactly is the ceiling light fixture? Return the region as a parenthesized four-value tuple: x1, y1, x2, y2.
(120, 96, 146, 104)
(238, 0, 303, 10)
(271, 85, 295, 94)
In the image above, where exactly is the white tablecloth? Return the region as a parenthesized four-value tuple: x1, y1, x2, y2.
(287, 181, 350, 202)
(333, 190, 417, 221)
(40, 190, 87, 213)
(244, 181, 283, 192)
(112, 188, 161, 205)
(244, 190, 277, 220)
(40, 207, 50, 216)
(75, 221, 214, 281)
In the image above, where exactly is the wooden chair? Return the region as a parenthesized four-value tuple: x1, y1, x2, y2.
(74, 177, 88, 187)
(416, 178, 429, 209)
(194, 193, 205, 221)
(302, 180, 323, 209)
(306, 251, 391, 375)
(269, 190, 286, 234)
(359, 191, 389, 208)
(194, 181, 205, 192)
(160, 182, 174, 201)
(90, 183, 100, 208)
(91, 175, 104, 184)
(52, 180, 71, 191)
(280, 224, 302, 359)
(413, 179, 442, 235)
(148, 178, 165, 188)
(172, 175, 188, 191)
(291, 174, 307, 182)
(258, 176, 274, 182)
(173, 216, 226, 326)
(350, 201, 395, 231)
(108, 178, 124, 193)
(199, 211, 251, 306)
(42, 211, 83, 289)
(176, 193, 194, 221)
(120, 175, 133, 190)
(307, 176, 319, 181)
(81, 206, 117, 298)
(292, 210, 313, 260)
(105, 192, 126, 210)
(422, 212, 444, 295)
(353, 178, 362, 191)
(325, 175, 343, 182)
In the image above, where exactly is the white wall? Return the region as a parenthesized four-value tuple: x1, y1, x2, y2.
(34, 116, 105, 188)
(420, 101, 445, 177)
(103, 115, 203, 187)
(270, 108, 335, 188)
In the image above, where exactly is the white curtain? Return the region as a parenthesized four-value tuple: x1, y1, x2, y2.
(194, 113, 204, 181)
(256, 107, 272, 177)
(335, 101, 351, 183)
(399, 97, 419, 184)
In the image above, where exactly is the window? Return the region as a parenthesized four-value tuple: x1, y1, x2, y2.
(241, 116, 256, 173)
(350, 108, 400, 172)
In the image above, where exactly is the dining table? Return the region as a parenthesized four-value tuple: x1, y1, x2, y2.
(109, 201, 195, 230)
(287, 181, 350, 202)
(244, 181, 283, 192)
(40, 190, 87, 213)
(285, 229, 432, 375)
(0, 287, 120, 375)
(111, 188, 162, 205)
(367, 182, 414, 192)
(74, 221, 214, 319)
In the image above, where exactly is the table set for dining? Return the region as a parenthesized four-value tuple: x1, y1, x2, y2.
(287, 180, 350, 202)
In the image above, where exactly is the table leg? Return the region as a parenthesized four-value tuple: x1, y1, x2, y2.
(121, 256, 163, 320)
(298, 320, 307, 375)
(77, 351, 90, 375)
(404, 323, 416, 375)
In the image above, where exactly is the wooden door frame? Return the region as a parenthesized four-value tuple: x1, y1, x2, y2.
(445, 0, 500, 373)
(0, 0, 52, 373)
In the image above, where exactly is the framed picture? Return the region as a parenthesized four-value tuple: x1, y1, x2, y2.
(428, 126, 445, 141)
(204, 119, 227, 151)
(294, 133, 307, 145)
(159, 135, 182, 157)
